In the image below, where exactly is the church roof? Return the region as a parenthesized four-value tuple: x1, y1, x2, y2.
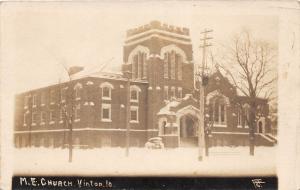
(157, 94, 198, 116)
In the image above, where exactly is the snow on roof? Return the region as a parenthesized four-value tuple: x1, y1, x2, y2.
(71, 69, 149, 84)
(157, 100, 180, 115)
(71, 68, 125, 80)
(182, 94, 198, 102)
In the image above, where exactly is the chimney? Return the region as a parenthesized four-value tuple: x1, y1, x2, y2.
(68, 66, 84, 76)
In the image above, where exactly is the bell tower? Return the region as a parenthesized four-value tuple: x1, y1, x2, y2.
(122, 20, 195, 133)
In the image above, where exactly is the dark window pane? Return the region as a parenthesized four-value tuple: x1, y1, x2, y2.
(103, 87, 110, 98)
(214, 100, 219, 122)
(131, 90, 138, 100)
(221, 105, 225, 122)
(131, 110, 137, 121)
(102, 108, 110, 119)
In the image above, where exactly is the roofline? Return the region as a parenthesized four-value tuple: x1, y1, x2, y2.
(16, 76, 149, 96)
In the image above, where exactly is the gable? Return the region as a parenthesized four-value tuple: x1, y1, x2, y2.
(206, 70, 237, 98)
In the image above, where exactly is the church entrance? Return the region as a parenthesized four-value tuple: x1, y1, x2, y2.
(179, 114, 198, 147)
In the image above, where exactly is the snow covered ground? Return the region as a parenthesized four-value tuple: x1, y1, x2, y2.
(14, 146, 276, 176)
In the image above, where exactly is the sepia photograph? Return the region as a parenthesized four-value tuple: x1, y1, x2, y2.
(0, 1, 299, 190)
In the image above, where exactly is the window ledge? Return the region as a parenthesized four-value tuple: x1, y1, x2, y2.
(214, 124, 227, 128)
(59, 120, 64, 124)
(130, 120, 139, 124)
(237, 125, 242, 128)
(165, 125, 178, 128)
(50, 102, 55, 105)
(102, 97, 111, 101)
(74, 119, 80, 123)
(61, 100, 66, 103)
(101, 119, 112, 122)
(41, 104, 45, 107)
(24, 106, 28, 109)
(245, 125, 249, 128)
(32, 105, 37, 108)
(23, 124, 27, 127)
(40, 122, 45, 126)
(31, 123, 37, 126)
(49, 121, 55, 125)
(130, 100, 138, 103)
(75, 98, 81, 101)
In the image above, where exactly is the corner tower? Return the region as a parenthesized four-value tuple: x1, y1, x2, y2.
(122, 20, 195, 132)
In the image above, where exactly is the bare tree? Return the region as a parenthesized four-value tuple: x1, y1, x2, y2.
(214, 30, 277, 155)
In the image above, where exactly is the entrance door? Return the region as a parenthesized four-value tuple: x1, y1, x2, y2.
(180, 114, 198, 147)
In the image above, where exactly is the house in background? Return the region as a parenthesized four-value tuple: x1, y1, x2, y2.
(14, 21, 276, 148)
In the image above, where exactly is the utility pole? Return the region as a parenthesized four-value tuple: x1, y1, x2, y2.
(197, 29, 213, 161)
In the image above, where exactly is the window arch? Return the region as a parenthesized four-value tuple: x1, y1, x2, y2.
(160, 44, 187, 61)
(161, 45, 186, 80)
(128, 45, 149, 80)
(100, 82, 114, 100)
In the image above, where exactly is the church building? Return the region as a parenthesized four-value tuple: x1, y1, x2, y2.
(14, 21, 276, 148)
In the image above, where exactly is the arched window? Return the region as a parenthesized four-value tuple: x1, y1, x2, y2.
(162, 51, 184, 80)
(130, 85, 141, 102)
(102, 87, 111, 99)
(209, 97, 227, 126)
(128, 46, 149, 80)
(100, 82, 114, 100)
(132, 52, 147, 79)
(131, 90, 138, 101)
(161, 45, 186, 80)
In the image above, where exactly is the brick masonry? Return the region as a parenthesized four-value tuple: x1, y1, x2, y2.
(14, 21, 275, 148)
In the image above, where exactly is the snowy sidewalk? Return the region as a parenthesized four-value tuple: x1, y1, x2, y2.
(14, 146, 276, 176)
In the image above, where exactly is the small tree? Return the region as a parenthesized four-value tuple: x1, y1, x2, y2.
(215, 30, 277, 155)
(58, 65, 76, 163)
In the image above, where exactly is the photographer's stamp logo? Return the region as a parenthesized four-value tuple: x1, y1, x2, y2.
(252, 179, 266, 189)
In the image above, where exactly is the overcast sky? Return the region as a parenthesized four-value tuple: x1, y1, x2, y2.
(1, 2, 278, 93)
